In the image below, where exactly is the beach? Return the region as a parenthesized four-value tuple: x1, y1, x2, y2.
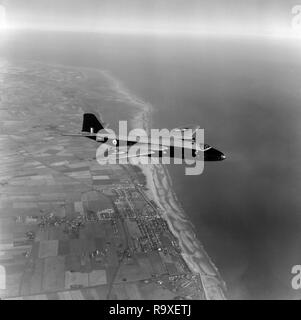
(102, 71, 227, 299)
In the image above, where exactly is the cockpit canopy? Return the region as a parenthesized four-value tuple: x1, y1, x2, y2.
(195, 143, 211, 151)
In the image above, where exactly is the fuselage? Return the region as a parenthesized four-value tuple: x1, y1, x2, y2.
(79, 113, 226, 162)
(96, 136, 226, 161)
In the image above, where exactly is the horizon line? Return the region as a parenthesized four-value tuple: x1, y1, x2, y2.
(2, 25, 301, 40)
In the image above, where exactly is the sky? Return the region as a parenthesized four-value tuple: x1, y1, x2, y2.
(1, 0, 301, 37)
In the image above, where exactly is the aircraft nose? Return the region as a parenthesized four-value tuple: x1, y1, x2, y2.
(204, 147, 226, 161)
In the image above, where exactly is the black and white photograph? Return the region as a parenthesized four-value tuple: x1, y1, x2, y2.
(0, 0, 300, 304)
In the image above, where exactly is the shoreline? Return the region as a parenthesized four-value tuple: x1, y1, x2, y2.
(103, 70, 227, 299)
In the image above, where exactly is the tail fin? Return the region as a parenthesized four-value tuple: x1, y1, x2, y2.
(82, 113, 104, 134)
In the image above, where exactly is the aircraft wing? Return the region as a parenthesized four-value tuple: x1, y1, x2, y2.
(110, 146, 156, 160)
(61, 132, 98, 137)
(173, 124, 201, 140)
(96, 145, 154, 162)
(96, 144, 170, 162)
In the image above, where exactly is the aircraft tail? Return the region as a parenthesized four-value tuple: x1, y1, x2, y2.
(82, 113, 104, 134)
(81, 113, 107, 141)
(61, 113, 106, 140)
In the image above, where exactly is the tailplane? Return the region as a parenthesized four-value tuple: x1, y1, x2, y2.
(61, 113, 107, 141)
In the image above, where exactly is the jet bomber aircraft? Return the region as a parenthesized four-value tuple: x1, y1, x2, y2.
(64, 113, 226, 162)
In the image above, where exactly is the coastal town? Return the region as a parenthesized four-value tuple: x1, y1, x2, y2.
(0, 61, 226, 300)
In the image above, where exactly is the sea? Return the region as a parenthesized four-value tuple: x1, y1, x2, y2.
(1, 30, 301, 299)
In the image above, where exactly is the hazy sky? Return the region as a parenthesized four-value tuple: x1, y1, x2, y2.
(2, 0, 301, 36)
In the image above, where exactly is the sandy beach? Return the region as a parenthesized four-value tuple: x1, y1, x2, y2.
(103, 70, 227, 300)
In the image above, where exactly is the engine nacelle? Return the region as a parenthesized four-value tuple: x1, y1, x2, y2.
(96, 135, 108, 143)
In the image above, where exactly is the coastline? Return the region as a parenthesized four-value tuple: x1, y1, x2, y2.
(103, 70, 227, 300)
